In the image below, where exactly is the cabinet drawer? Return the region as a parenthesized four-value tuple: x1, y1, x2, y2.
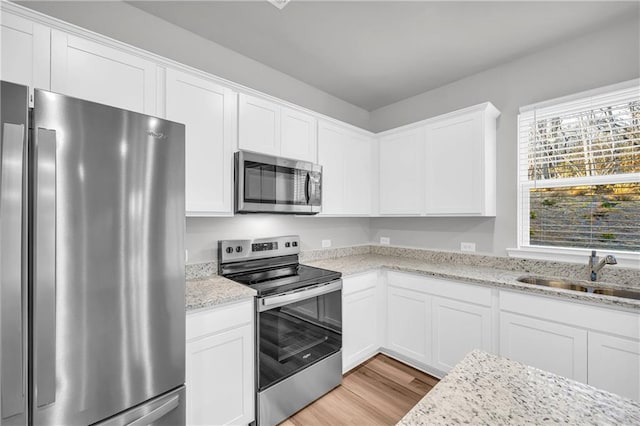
(387, 271, 491, 306)
(500, 290, 639, 338)
(186, 299, 253, 341)
(343, 271, 378, 296)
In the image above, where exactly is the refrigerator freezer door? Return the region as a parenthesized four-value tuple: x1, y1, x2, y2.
(31, 90, 186, 425)
(95, 386, 185, 426)
(1, 81, 29, 426)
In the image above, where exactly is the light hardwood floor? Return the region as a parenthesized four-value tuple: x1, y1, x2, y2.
(280, 354, 439, 426)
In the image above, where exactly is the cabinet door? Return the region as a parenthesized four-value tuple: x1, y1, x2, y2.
(0, 12, 50, 103)
(238, 94, 280, 155)
(343, 274, 379, 372)
(432, 297, 491, 372)
(379, 128, 424, 215)
(343, 133, 372, 215)
(500, 312, 587, 382)
(280, 106, 316, 162)
(386, 285, 431, 364)
(186, 324, 254, 426)
(588, 332, 640, 401)
(425, 113, 483, 215)
(317, 122, 346, 214)
(51, 30, 157, 114)
(166, 69, 235, 215)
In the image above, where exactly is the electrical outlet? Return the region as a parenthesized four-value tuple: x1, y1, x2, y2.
(460, 242, 476, 252)
(380, 237, 390, 245)
(322, 239, 332, 248)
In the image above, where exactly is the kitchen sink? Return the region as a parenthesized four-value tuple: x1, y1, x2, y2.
(516, 275, 640, 301)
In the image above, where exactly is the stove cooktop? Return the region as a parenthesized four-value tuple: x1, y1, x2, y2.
(226, 264, 341, 297)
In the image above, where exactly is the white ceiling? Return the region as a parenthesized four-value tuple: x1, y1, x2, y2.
(129, 1, 639, 111)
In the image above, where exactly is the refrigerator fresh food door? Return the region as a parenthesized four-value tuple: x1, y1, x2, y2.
(31, 89, 185, 425)
(0, 81, 29, 426)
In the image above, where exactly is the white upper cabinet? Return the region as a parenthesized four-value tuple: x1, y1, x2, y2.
(378, 102, 499, 217)
(0, 11, 50, 103)
(281, 106, 317, 163)
(51, 30, 157, 115)
(238, 93, 317, 162)
(378, 127, 424, 215)
(238, 93, 280, 155)
(165, 68, 236, 216)
(318, 121, 373, 216)
(424, 103, 499, 216)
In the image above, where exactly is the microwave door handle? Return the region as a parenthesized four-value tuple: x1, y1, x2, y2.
(305, 172, 310, 204)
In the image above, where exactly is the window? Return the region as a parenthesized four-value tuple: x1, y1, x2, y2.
(517, 80, 640, 258)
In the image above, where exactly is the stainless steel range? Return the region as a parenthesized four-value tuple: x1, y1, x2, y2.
(219, 236, 342, 426)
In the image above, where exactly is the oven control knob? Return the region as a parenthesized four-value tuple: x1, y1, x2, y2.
(285, 242, 290, 248)
(292, 241, 298, 247)
(235, 246, 243, 253)
(225, 247, 233, 254)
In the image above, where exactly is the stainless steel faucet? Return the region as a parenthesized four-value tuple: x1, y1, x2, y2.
(589, 250, 617, 281)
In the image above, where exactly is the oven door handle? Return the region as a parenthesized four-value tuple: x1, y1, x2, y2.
(258, 280, 342, 312)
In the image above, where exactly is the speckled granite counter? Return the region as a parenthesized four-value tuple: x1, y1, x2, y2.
(185, 245, 639, 311)
(398, 350, 640, 425)
(186, 276, 255, 311)
(305, 254, 640, 310)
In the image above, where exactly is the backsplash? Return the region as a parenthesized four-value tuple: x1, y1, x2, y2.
(186, 244, 638, 287)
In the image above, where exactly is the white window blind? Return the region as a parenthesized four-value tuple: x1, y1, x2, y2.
(517, 80, 640, 253)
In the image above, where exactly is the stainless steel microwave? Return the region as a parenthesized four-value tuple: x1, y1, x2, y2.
(234, 150, 322, 214)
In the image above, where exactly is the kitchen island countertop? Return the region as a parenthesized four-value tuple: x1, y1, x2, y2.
(398, 349, 640, 425)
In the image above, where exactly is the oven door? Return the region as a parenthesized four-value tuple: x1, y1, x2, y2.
(235, 150, 322, 214)
(256, 280, 342, 391)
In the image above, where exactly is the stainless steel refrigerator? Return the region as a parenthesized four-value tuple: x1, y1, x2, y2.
(0, 81, 186, 425)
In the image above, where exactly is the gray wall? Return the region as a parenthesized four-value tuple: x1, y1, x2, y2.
(18, 2, 640, 260)
(19, 1, 371, 129)
(369, 15, 640, 256)
(187, 216, 370, 263)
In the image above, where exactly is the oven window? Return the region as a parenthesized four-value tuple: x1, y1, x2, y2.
(258, 289, 341, 390)
(243, 161, 308, 205)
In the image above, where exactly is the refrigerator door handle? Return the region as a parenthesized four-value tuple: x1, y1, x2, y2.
(1, 123, 26, 419)
(34, 127, 57, 408)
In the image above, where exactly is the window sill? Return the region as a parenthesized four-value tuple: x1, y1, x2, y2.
(507, 246, 640, 269)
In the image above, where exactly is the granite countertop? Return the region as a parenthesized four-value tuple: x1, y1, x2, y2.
(186, 275, 256, 311)
(184, 247, 639, 312)
(398, 349, 640, 425)
(305, 254, 640, 310)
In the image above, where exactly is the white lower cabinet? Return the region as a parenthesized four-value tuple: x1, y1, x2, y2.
(386, 284, 431, 365)
(431, 297, 492, 372)
(499, 290, 640, 400)
(186, 300, 254, 426)
(588, 332, 640, 401)
(342, 272, 380, 372)
(500, 312, 588, 382)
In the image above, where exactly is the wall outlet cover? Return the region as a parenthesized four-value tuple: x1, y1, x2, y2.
(380, 237, 390, 245)
(460, 242, 476, 252)
(322, 239, 332, 248)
